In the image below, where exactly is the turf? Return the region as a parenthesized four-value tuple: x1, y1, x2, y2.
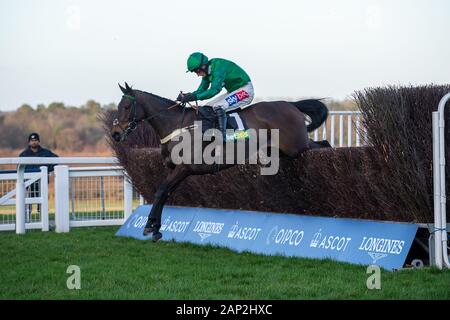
(0, 227, 449, 300)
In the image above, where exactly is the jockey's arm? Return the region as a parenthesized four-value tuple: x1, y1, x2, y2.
(193, 77, 210, 97)
(194, 72, 226, 101)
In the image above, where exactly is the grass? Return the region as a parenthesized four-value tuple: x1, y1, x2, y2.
(0, 227, 449, 300)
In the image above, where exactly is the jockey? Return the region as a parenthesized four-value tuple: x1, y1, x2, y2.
(177, 52, 254, 140)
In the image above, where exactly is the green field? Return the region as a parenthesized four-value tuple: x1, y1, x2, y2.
(0, 227, 449, 300)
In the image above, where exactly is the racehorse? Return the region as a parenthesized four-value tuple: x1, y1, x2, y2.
(111, 82, 330, 241)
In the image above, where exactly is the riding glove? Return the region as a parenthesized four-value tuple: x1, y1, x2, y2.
(177, 92, 196, 103)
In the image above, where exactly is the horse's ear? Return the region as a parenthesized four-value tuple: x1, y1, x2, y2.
(125, 82, 132, 93)
(119, 83, 127, 94)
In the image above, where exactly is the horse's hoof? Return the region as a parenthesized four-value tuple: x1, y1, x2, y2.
(152, 232, 163, 242)
(143, 227, 154, 236)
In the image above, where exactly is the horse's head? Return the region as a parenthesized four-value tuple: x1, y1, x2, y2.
(111, 82, 147, 142)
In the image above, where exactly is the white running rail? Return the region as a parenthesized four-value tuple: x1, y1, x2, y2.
(0, 167, 49, 231)
(310, 111, 366, 147)
(0, 157, 119, 234)
(432, 93, 450, 269)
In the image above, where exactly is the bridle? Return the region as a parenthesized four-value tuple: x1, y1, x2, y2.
(113, 94, 198, 142)
(112, 94, 138, 141)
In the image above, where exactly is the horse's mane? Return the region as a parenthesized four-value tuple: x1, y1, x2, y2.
(139, 90, 175, 105)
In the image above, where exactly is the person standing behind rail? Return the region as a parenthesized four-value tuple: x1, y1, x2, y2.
(18, 133, 58, 216)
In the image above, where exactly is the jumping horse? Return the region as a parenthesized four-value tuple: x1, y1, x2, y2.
(111, 82, 330, 241)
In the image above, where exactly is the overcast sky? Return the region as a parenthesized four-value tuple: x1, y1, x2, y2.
(1, 0, 449, 111)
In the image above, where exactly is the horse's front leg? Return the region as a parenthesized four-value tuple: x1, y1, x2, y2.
(143, 186, 169, 239)
(143, 165, 190, 241)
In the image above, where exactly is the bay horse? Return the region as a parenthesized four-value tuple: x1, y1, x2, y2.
(111, 82, 329, 241)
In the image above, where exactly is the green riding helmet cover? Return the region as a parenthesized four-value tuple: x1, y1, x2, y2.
(186, 52, 208, 72)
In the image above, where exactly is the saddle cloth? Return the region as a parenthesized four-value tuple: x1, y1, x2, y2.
(197, 106, 249, 133)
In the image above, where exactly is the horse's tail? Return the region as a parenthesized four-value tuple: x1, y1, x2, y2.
(291, 99, 328, 132)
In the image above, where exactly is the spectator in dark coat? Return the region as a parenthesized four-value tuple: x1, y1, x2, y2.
(19, 133, 58, 215)
(19, 133, 58, 172)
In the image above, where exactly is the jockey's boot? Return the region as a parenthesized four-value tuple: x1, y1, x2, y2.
(215, 108, 227, 142)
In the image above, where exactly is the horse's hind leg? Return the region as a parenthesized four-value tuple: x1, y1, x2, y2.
(277, 127, 310, 157)
(143, 165, 190, 241)
(278, 129, 331, 156)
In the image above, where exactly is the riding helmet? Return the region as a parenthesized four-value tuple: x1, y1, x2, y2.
(186, 52, 208, 72)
